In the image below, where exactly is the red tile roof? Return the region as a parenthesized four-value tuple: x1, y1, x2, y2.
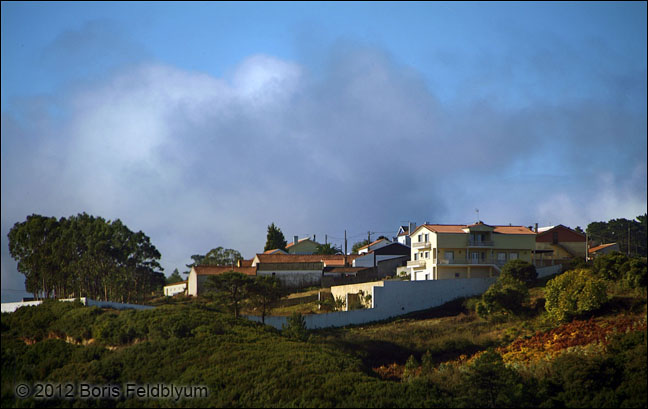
(255, 253, 360, 264)
(194, 266, 257, 276)
(238, 259, 254, 267)
(412, 224, 535, 235)
(285, 237, 317, 248)
(588, 243, 618, 254)
(357, 238, 389, 251)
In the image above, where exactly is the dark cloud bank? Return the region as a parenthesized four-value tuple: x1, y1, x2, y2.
(2, 43, 646, 300)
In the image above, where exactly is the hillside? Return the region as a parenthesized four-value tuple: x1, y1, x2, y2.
(2, 273, 646, 407)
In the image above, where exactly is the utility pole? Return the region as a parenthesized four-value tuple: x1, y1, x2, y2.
(368, 231, 371, 246)
(344, 230, 348, 267)
(325, 234, 327, 245)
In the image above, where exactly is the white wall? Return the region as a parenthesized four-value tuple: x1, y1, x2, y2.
(246, 277, 495, 330)
(164, 282, 187, 296)
(1, 297, 153, 313)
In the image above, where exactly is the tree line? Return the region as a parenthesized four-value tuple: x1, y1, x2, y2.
(587, 213, 647, 256)
(8, 213, 164, 303)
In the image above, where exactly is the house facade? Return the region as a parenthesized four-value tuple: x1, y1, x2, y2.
(535, 225, 587, 266)
(163, 281, 188, 297)
(285, 236, 320, 254)
(408, 222, 536, 281)
(187, 265, 257, 296)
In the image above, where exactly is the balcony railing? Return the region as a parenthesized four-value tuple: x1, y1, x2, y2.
(467, 239, 494, 246)
(413, 241, 431, 249)
(407, 259, 426, 268)
(438, 258, 507, 266)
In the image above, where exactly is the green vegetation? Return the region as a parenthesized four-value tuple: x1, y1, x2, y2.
(499, 259, 537, 287)
(185, 247, 244, 272)
(2, 258, 646, 407)
(8, 213, 164, 303)
(587, 213, 647, 257)
(166, 268, 184, 285)
(545, 269, 608, 323)
(314, 243, 343, 255)
(264, 222, 287, 252)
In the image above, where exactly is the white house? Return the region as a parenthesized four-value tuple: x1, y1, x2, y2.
(163, 281, 188, 297)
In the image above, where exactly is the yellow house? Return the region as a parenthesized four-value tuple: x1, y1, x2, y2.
(408, 222, 536, 280)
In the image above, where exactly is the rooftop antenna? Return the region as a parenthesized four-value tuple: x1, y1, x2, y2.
(475, 208, 480, 223)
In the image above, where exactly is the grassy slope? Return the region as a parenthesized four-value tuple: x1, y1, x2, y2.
(2, 276, 646, 408)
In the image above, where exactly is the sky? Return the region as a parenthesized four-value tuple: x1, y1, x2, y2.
(1, 1, 646, 301)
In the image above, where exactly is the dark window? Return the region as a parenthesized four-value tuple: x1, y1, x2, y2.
(552, 231, 558, 244)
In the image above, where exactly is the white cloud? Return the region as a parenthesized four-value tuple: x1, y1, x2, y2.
(2, 44, 646, 300)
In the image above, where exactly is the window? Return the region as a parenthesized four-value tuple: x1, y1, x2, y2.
(497, 252, 507, 263)
(510, 252, 518, 260)
(454, 273, 460, 278)
(552, 231, 558, 244)
(418, 234, 422, 242)
(425, 251, 429, 259)
(424, 233, 429, 242)
(425, 273, 429, 280)
(433, 248, 437, 259)
(414, 253, 418, 260)
(444, 251, 454, 262)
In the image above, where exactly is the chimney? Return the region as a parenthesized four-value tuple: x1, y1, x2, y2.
(313, 234, 316, 242)
(534, 223, 538, 233)
(293, 235, 298, 244)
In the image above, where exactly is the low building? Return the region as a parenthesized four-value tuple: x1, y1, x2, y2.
(409, 222, 536, 281)
(251, 253, 360, 289)
(588, 242, 620, 259)
(535, 225, 586, 266)
(163, 281, 188, 297)
(187, 265, 257, 297)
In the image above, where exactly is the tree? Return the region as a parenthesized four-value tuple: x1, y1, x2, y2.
(264, 223, 287, 252)
(205, 271, 252, 318)
(592, 251, 629, 280)
(282, 312, 308, 341)
(587, 214, 647, 257)
(8, 213, 163, 303)
(500, 260, 537, 287)
(248, 276, 283, 324)
(545, 269, 608, 323)
(314, 243, 342, 255)
(460, 349, 526, 408)
(476, 278, 529, 319)
(201, 247, 243, 266)
(166, 269, 184, 285)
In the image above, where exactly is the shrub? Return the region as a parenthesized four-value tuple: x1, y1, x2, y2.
(282, 312, 308, 341)
(477, 278, 529, 319)
(500, 259, 537, 286)
(592, 251, 629, 280)
(545, 269, 608, 323)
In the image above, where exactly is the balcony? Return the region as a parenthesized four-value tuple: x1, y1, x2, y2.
(413, 241, 431, 249)
(407, 259, 426, 268)
(438, 258, 506, 266)
(467, 239, 494, 247)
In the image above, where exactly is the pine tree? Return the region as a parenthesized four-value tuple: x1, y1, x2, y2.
(264, 223, 287, 251)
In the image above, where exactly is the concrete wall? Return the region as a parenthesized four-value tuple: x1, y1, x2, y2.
(1, 297, 153, 313)
(331, 281, 384, 309)
(246, 277, 495, 330)
(1, 300, 42, 313)
(536, 264, 562, 278)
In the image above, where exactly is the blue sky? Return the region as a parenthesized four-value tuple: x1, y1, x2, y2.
(2, 1, 646, 301)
